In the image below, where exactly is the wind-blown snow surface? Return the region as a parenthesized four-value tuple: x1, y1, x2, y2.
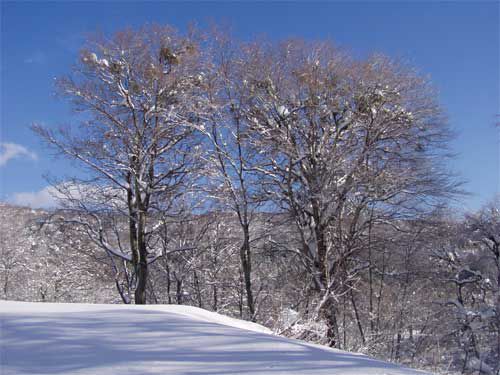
(0, 301, 430, 375)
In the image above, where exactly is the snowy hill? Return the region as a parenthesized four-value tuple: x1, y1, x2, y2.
(0, 301, 430, 375)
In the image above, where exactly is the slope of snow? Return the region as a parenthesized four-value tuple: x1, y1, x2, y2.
(0, 300, 430, 375)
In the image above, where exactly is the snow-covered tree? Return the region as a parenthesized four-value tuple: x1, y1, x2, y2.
(33, 25, 211, 304)
(231, 40, 459, 346)
(200, 33, 272, 320)
(0, 203, 115, 303)
(448, 200, 500, 374)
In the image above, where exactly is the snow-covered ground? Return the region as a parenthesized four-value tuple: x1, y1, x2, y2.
(0, 300, 430, 375)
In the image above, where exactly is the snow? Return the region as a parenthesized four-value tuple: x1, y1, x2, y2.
(1, 300, 430, 375)
(276, 105, 289, 118)
(100, 58, 109, 68)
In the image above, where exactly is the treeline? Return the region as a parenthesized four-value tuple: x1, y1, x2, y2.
(3, 24, 497, 374)
(2, 202, 499, 374)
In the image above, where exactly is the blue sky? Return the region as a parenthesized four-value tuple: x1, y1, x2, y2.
(1, 1, 498, 210)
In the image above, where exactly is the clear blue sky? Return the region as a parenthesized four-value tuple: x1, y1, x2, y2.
(1, 1, 498, 210)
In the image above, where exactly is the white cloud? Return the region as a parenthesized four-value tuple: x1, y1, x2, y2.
(11, 186, 59, 209)
(11, 183, 127, 209)
(0, 143, 38, 167)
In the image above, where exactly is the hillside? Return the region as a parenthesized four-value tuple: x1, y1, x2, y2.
(0, 301, 429, 375)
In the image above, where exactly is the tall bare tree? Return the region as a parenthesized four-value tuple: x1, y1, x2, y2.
(231, 40, 458, 346)
(34, 25, 210, 304)
(201, 34, 270, 320)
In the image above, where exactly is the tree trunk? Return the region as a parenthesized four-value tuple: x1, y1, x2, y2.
(213, 284, 218, 311)
(115, 279, 131, 304)
(176, 279, 183, 304)
(127, 181, 144, 304)
(3, 270, 9, 298)
(193, 270, 203, 308)
(134, 256, 148, 304)
(351, 290, 366, 345)
(134, 211, 148, 305)
(320, 296, 340, 348)
(166, 263, 172, 304)
(314, 224, 340, 347)
(240, 224, 255, 320)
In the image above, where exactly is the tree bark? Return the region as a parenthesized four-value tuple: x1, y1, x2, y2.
(240, 224, 255, 320)
(134, 210, 148, 304)
(320, 296, 340, 348)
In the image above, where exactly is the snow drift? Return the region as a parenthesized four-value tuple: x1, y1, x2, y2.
(0, 300, 430, 375)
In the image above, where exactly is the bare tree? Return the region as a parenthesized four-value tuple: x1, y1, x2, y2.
(231, 39, 458, 346)
(200, 34, 270, 320)
(460, 199, 500, 374)
(33, 25, 210, 304)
